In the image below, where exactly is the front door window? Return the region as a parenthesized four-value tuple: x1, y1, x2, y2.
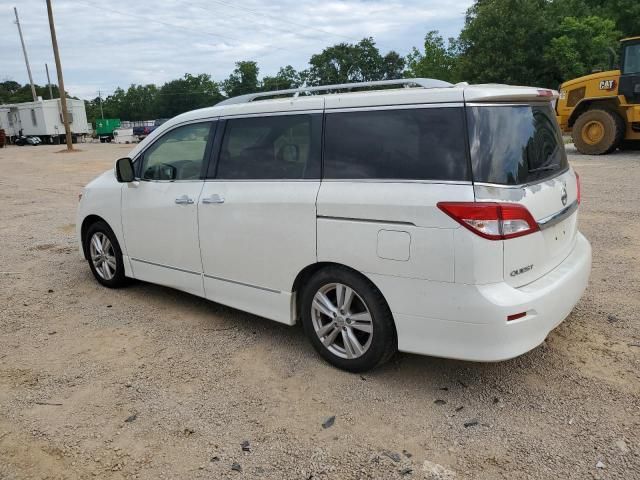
(140, 123, 212, 181)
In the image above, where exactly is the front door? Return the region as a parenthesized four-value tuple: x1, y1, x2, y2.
(198, 112, 323, 324)
(121, 121, 215, 296)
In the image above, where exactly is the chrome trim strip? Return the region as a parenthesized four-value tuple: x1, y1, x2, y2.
(202, 179, 470, 184)
(203, 274, 281, 294)
(132, 258, 282, 294)
(466, 102, 556, 107)
(325, 102, 464, 113)
(131, 258, 201, 275)
(537, 200, 579, 230)
(473, 167, 570, 189)
(317, 215, 416, 227)
(203, 179, 320, 183)
(137, 178, 204, 183)
(220, 109, 323, 120)
(322, 179, 472, 185)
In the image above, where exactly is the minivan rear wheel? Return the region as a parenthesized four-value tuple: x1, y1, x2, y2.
(300, 267, 396, 372)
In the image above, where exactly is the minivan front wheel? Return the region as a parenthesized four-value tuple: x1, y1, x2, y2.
(85, 221, 127, 288)
(301, 267, 396, 372)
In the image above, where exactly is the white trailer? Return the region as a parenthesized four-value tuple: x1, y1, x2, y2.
(0, 107, 11, 135)
(113, 127, 137, 144)
(0, 98, 89, 144)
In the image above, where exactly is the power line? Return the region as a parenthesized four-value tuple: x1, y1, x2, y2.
(76, 0, 401, 67)
(95, 89, 224, 98)
(74, 0, 319, 62)
(186, 0, 380, 49)
(205, 0, 374, 45)
(73, 0, 413, 99)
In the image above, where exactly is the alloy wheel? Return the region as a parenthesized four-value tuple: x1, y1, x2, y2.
(311, 283, 373, 359)
(89, 232, 117, 281)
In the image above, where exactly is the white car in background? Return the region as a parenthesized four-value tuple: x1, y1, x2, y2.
(77, 78, 591, 372)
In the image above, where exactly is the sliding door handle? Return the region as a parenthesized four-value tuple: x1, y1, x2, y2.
(175, 195, 194, 205)
(202, 194, 225, 204)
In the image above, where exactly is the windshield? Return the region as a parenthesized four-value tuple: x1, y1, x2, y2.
(622, 42, 640, 74)
(467, 104, 568, 185)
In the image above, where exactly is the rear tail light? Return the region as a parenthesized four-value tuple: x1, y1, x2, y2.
(437, 202, 539, 240)
(575, 170, 581, 204)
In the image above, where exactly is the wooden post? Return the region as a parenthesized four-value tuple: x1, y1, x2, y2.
(45, 63, 54, 99)
(14, 8, 37, 102)
(46, 0, 73, 151)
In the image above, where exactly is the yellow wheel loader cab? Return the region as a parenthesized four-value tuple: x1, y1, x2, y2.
(556, 36, 640, 155)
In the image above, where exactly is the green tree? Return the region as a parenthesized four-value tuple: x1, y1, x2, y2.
(544, 16, 619, 82)
(262, 65, 302, 91)
(155, 73, 223, 118)
(0, 80, 62, 103)
(456, 0, 624, 87)
(457, 0, 551, 86)
(306, 37, 404, 86)
(582, 0, 640, 38)
(121, 84, 159, 121)
(405, 31, 460, 82)
(102, 87, 126, 119)
(85, 97, 102, 125)
(223, 61, 260, 97)
(381, 51, 406, 80)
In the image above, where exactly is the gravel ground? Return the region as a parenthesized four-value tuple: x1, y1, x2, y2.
(0, 142, 638, 480)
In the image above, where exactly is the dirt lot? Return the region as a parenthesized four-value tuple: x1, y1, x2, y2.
(0, 142, 638, 480)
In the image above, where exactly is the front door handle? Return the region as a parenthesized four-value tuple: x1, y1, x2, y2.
(202, 194, 225, 204)
(175, 195, 194, 205)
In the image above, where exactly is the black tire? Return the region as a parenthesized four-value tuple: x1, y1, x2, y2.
(300, 266, 397, 372)
(84, 221, 127, 288)
(572, 108, 624, 155)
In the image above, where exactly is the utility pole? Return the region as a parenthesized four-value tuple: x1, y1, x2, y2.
(14, 7, 37, 102)
(45, 63, 54, 99)
(98, 90, 104, 119)
(46, 0, 73, 151)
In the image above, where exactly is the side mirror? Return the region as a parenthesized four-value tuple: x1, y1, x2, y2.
(115, 157, 135, 182)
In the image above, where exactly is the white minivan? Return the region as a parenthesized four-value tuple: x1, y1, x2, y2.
(77, 79, 591, 371)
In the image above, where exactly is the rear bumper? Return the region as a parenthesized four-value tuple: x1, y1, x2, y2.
(371, 232, 592, 361)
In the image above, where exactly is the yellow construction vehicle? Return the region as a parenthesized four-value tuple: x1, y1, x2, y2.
(556, 36, 640, 154)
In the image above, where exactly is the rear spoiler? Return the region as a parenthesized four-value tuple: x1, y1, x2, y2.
(464, 84, 559, 103)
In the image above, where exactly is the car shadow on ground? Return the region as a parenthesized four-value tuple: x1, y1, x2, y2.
(116, 276, 546, 394)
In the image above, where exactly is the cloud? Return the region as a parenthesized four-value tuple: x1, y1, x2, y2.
(1, 0, 472, 99)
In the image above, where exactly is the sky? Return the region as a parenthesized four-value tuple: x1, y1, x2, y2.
(0, 0, 472, 100)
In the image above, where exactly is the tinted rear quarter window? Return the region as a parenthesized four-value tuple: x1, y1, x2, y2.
(467, 104, 568, 185)
(323, 107, 469, 181)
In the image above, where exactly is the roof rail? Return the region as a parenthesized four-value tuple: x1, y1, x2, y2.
(216, 78, 452, 106)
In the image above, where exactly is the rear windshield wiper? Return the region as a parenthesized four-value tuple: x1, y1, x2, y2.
(528, 165, 558, 173)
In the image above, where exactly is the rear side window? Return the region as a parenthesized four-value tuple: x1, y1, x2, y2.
(467, 105, 568, 185)
(323, 107, 470, 181)
(215, 114, 321, 179)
